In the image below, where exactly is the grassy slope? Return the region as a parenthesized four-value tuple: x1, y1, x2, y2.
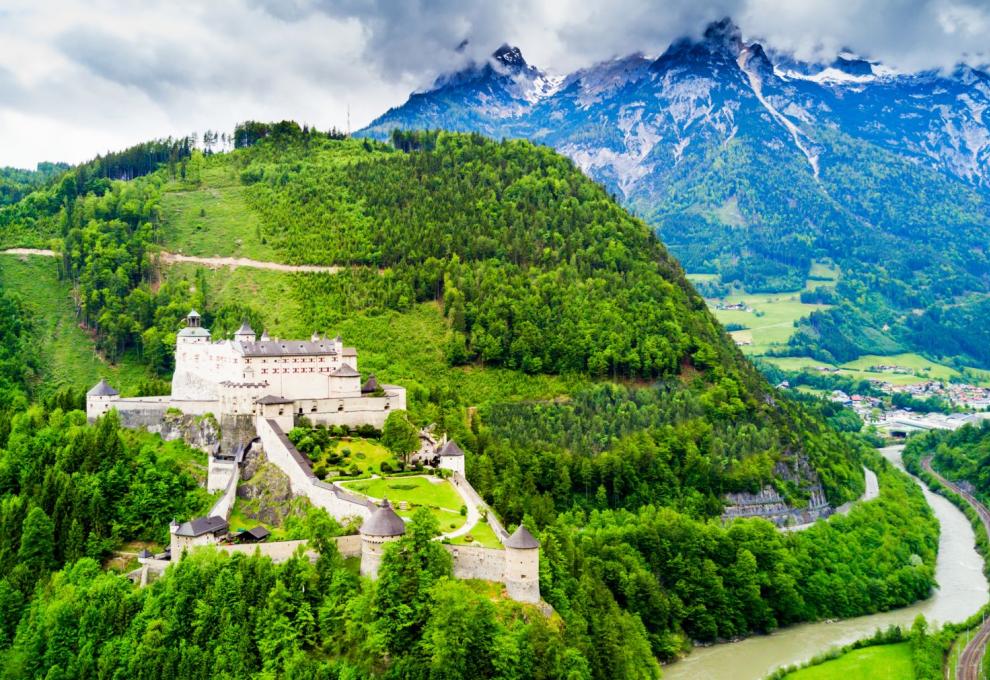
(0, 254, 151, 394)
(160, 163, 278, 261)
(783, 642, 912, 680)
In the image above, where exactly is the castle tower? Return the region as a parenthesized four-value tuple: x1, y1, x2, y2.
(503, 525, 540, 603)
(359, 499, 406, 578)
(86, 378, 119, 421)
(177, 310, 211, 345)
(329, 363, 362, 397)
(235, 320, 256, 344)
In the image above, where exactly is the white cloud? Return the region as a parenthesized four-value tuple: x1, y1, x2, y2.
(0, 0, 989, 168)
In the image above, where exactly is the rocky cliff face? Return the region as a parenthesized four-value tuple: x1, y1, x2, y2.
(160, 412, 221, 455)
(237, 445, 310, 525)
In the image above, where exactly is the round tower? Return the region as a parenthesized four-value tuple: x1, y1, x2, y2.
(503, 524, 540, 603)
(86, 378, 119, 421)
(359, 499, 406, 578)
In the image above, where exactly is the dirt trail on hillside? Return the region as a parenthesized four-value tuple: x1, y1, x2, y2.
(157, 252, 342, 273)
(1, 248, 345, 274)
(1, 248, 57, 256)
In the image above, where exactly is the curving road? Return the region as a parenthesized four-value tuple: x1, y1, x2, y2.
(923, 457, 990, 680)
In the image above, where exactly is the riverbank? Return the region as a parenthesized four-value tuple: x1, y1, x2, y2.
(662, 446, 989, 680)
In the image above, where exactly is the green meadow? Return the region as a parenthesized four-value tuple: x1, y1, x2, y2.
(782, 642, 912, 680)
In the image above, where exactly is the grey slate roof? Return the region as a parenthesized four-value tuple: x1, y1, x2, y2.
(439, 440, 464, 457)
(361, 375, 380, 393)
(174, 515, 228, 538)
(504, 525, 539, 549)
(257, 395, 294, 405)
(178, 326, 211, 337)
(187, 309, 201, 319)
(235, 321, 255, 335)
(235, 339, 339, 357)
(87, 379, 119, 397)
(260, 330, 271, 341)
(330, 363, 361, 378)
(138, 548, 153, 558)
(360, 499, 406, 537)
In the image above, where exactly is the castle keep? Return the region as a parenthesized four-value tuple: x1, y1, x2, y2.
(88, 310, 406, 428)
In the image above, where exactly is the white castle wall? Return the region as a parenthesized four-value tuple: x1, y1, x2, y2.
(255, 416, 373, 522)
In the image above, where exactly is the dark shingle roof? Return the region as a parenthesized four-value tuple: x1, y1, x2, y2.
(361, 375, 380, 393)
(240, 526, 271, 541)
(87, 379, 119, 397)
(330, 363, 361, 378)
(439, 440, 464, 457)
(138, 548, 153, 559)
(235, 321, 255, 335)
(174, 515, 228, 538)
(504, 525, 539, 549)
(360, 499, 406, 537)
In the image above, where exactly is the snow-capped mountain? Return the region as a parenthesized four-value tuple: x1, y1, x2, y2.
(361, 19, 990, 291)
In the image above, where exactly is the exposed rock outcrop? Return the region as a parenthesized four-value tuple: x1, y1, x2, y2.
(237, 446, 310, 525)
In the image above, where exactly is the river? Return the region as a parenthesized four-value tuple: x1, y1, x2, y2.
(662, 445, 989, 680)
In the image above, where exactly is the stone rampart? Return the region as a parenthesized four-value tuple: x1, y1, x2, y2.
(444, 544, 506, 583)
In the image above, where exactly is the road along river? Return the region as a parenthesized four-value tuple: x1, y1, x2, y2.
(662, 446, 989, 680)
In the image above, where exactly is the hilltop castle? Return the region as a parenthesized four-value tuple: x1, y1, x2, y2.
(88, 310, 406, 427)
(96, 311, 542, 606)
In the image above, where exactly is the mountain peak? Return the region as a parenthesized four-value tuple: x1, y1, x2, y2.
(702, 17, 743, 53)
(493, 44, 527, 70)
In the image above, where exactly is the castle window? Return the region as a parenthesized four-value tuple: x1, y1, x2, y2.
(311, 405, 317, 412)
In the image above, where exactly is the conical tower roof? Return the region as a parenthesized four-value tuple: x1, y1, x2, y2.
(504, 524, 539, 549)
(235, 320, 255, 336)
(330, 363, 361, 378)
(360, 499, 406, 537)
(87, 378, 119, 397)
(361, 374, 380, 393)
(438, 440, 464, 457)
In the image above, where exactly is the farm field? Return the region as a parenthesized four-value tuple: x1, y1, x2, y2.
(761, 353, 990, 387)
(783, 642, 912, 680)
(710, 292, 830, 354)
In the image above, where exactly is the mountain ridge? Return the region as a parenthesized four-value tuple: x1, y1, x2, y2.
(360, 19, 990, 369)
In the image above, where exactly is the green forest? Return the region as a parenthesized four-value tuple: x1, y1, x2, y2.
(0, 126, 945, 678)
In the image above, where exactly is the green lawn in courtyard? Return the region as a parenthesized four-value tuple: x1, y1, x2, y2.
(342, 475, 463, 510)
(449, 520, 503, 549)
(783, 642, 912, 680)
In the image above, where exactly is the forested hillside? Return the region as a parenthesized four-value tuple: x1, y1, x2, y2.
(0, 126, 941, 677)
(361, 20, 990, 370)
(904, 422, 990, 505)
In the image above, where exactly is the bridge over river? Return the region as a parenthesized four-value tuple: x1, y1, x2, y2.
(662, 446, 989, 680)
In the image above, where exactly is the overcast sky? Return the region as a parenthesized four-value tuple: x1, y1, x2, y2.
(2, 0, 989, 168)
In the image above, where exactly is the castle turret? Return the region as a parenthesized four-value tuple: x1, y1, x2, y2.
(177, 309, 211, 344)
(359, 499, 405, 578)
(503, 525, 540, 603)
(86, 378, 119, 421)
(437, 439, 465, 475)
(329, 363, 362, 397)
(234, 320, 256, 343)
